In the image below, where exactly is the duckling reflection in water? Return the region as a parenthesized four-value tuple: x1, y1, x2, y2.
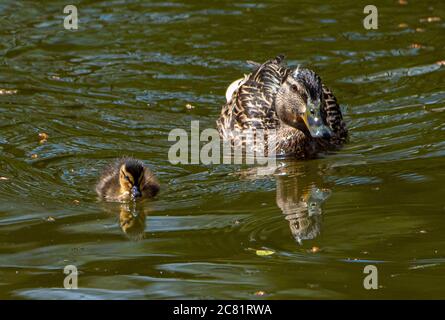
(96, 157, 160, 202)
(119, 204, 147, 241)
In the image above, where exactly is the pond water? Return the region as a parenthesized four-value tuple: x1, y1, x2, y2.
(0, 0, 444, 299)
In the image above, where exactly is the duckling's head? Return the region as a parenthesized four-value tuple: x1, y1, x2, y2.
(119, 159, 145, 200)
(275, 68, 332, 139)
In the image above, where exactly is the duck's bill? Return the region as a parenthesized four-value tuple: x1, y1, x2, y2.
(131, 186, 142, 199)
(302, 103, 333, 139)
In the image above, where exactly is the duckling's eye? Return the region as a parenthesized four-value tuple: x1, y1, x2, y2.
(121, 171, 132, 183)
(291, 84, 299, 93)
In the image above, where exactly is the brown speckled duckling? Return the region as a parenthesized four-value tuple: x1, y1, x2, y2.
(96, 157, 160, 202)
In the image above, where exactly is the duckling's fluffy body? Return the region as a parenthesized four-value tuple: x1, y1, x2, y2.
(96, 157, 159, 202)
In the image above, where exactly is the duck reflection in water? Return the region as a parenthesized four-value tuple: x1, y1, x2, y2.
(238, 161, 332, 244)
(275, 163, 331, 244)
(276, 174, 331, 244)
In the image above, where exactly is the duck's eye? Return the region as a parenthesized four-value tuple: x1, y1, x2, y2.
(121, 171, 133, 185)
(291, 84, 299, 93)
(122, 174, 131, 183)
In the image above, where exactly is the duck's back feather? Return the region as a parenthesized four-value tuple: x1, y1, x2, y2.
(322, 85, 348, 142)
(217, 56, 286, 137)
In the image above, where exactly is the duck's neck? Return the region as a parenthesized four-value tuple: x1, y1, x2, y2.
(273, 123, 318, 158)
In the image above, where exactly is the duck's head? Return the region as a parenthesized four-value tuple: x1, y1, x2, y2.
(119, 159, 145, 200)
(275, 68, 332, 139)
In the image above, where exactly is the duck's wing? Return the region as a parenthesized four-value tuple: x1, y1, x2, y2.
(322, 85, 348, 141)
(217, 55, 288, 136)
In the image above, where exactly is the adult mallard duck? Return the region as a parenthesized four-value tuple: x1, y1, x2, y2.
(96, 157, 160, 202)
(217, 55, 347, 159)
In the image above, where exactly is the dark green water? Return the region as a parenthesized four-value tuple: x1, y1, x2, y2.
(0, 0, 444, 299)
